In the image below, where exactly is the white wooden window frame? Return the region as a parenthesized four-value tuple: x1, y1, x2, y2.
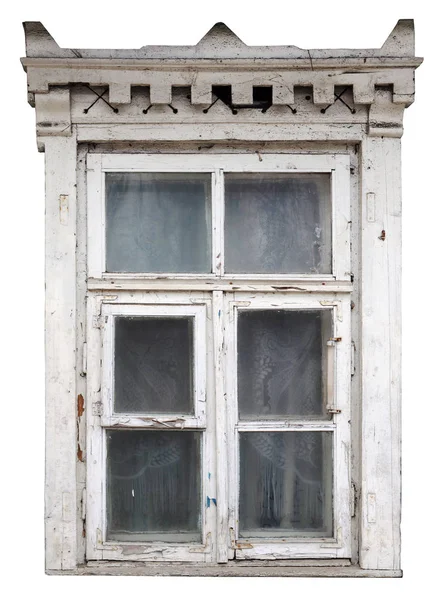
(85, 152, 352, 564)
(224, 293, 351, 560)
(101, 303, 207, 429)
(86, 294, 215, 562)
(87, 153, 351, 281)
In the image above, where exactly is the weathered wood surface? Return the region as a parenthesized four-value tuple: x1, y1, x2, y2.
(24, 18, 414, 575)
(213, 291, 229, 563)
(22, 20, 420, 113)
(23, 20, 416, 61)
(49, 563, 402, 578)
(45, 135, 78, 570)
(359, 137, 402, 570)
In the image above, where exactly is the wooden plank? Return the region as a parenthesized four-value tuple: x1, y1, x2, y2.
(77, 123, 366, 143)
(212, 169, 223, 277)
(87, 277, 353, 293)
(49, 562, 401, 577)
(51, 564, 402, 577)
(75, 145, 88, 564)
(86, 154, 104, 278)
(85, 295, 104, 560)
(213, 291, 229, 562)
(348, 146, 360, 566)
(44, 134, 78, 570)
(236, 421, 336, 431)
(359, 136, 401, 570)
(332, 154, 351, 280)
(236, 544, 340, 560)
(100, 545, 209, 562)
(100, 152, 339, 171)
(101, 416, 204, 429)
(224, 294, 237, 557)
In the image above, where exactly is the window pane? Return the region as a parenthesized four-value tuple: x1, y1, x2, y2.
(238, 310, 331, 419)
(114, 316, 194, 414)
(225, 173, 331, 274)
(107, 430, 201, 542)
(106, 173, 211, 273)
(239, 431, 333, 537)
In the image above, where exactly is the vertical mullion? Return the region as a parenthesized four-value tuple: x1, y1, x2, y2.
(332, 298, 352, 555)
(332, 155, 351, 280)
(102, 308, 114, 420)
(86, 153, 104, 278)
(86, 295, 104, 560)
(213, 290, 228, 562)
(212, 169, 224, 277)
(226, 298, 238, 549)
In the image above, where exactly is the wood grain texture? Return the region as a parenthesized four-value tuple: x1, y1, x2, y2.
(45, 135, 78, 570)
(359, 137, 402, 570)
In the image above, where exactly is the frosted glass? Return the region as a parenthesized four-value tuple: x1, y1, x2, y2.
(239, 431, 332, 537)
(107, 430, 201, 541)
(225, 173, 331, 274)
(106, 173, 211, 273)
(114, 316, 194, 414)
(238, 310, 330, 419)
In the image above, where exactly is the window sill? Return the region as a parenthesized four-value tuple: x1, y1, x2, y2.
(47, 562, 402, 578)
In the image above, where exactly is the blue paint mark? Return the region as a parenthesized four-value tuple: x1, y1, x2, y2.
(206, 496, 211, 508)
(208, 472, 211, 480)
(218, 309, 221, 317)
(212, 498, 217, 507)
(206, 496, 217, 508)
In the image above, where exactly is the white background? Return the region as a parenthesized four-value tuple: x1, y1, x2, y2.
(1, 0, 443, 597)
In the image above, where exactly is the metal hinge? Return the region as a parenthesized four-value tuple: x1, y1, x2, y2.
(327, 406, 342, 414)
(326, 337, 342, 414)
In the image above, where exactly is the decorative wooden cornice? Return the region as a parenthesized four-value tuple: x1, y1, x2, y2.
(21, 20, 422, 143)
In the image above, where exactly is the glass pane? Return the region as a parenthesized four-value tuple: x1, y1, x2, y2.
(107, 430, 201, 542)
(225, 173, 331, 274)
(238, 310, 331, 419)
(106, 172, 211, 273)
(239, 431, 333, 537)
(114, 316, 194, 414)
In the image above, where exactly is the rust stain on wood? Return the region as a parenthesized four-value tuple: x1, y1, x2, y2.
(77, 443, 84, 462)
(378, 230, 386, 241)
(77, 394, 85, 417)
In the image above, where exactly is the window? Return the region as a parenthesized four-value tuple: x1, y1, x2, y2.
(86, 153, 352, 562)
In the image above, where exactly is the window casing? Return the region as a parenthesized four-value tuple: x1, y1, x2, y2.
(86, 153, 352, 563)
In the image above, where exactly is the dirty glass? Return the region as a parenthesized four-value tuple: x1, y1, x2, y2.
(239, 431, 333, 537)
(114, 316, 194, 414)
(107, 430, 201, 541)
(224, 173, 331, 274)
(237, 310, 331, 420)
(106, 173, 212, 273)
